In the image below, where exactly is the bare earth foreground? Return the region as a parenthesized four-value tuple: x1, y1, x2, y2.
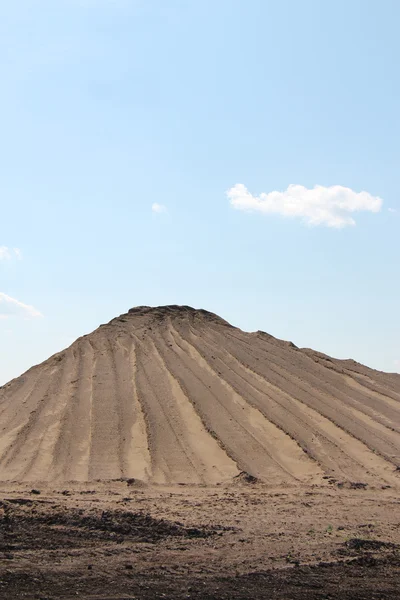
(1, 481, 400, 599)
(1, 306, 400, 598)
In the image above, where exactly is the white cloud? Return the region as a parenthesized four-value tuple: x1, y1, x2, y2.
(0, 293, 42, 319)
(388, 208, 397, 214)
(0, 246, 23, 260)
(227, 183, 383, 228)
(152, 202, 167, 214)
(0, 247, 12, 260)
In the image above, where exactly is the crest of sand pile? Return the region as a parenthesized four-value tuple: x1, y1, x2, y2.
(0, 305, 399, 486)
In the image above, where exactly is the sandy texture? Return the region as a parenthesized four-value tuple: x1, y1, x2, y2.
(1, 482, 400, 599)
(0, 305, 399, 486)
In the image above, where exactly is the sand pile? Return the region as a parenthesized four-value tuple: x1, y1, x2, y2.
(0, 305, 399, 485)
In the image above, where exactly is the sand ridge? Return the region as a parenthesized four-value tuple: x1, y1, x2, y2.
(0, 305, 399, 485)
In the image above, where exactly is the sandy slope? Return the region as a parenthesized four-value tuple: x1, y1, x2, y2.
(0, 305, 399, 485)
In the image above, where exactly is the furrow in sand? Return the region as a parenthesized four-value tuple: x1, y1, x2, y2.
(49, 338, 96, 482)
(143, 328, 255, 481)
(176, 321, 388, 484)
(0, 366, 49, 471)
(153, 320, 318, 484)
(88, 333, 122, 480)
(0, 367, 38, 422)
(180, 321, 351, 477)
(147, 333, 239, 483)
(237, 329, 400, 430)
(324, 360, 400, 403)
(223, 327, 400, 430)
(131, 331, 238, 484)
(18, 347, 80, 481)
(0, 364, 56, 480)
(132, 334, 201, 483)
(189, 323, 400, 486)
(211, 326, 400, 468)
(197, 324, 400, 486)
(165, 323, 322, 484)
(0, 362, 50, 435)
(0, 358, 52, 407)
(344, 373, 400, 410)
(284, 335, 400, 427)
(112, 334, 151, 480)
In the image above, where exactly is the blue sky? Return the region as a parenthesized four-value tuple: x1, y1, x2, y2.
(1, 0, 399, 384)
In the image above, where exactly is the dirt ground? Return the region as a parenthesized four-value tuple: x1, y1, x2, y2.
(1, 480, 399, 599)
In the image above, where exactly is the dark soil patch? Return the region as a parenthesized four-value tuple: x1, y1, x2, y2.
(1, 555, 400, 599)
(0, 500, 218, 553)
(335, 537, 399, 560)
(345, 538, 398, 552)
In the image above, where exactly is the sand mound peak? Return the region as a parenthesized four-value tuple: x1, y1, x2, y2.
(0, 307, 399, 485)
(125, 304, 232, 325)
